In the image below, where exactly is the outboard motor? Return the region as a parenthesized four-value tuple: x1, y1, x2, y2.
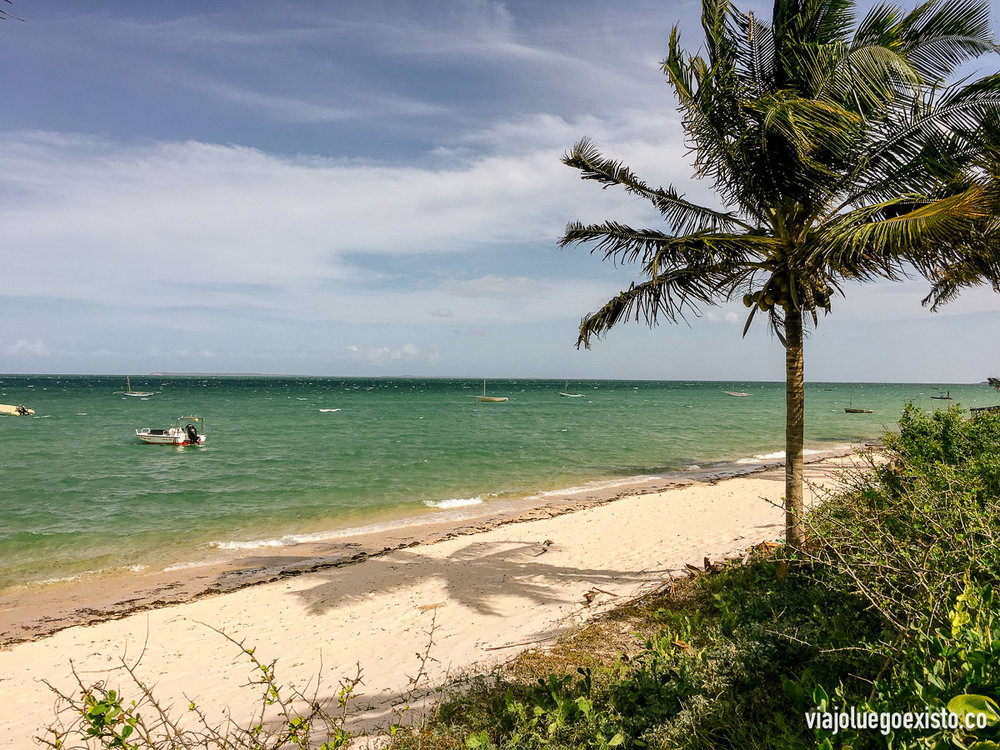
(15, 405, 28, 416)
(185, 423, 198, 443)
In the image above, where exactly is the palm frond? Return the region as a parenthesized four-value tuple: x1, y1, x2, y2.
(560, 221, 776, 276)
(897, 0, 995, 81)
(923, 249, 1000, 309)
(562, 139, 752, 233)
(576, 263, 753, 348)
(838, 73, 1000, 206)
(560, 221, 679, 265)
(816, 186, 992, 277)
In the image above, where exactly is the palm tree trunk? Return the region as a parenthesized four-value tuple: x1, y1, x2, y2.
(784, 307, 805, 549)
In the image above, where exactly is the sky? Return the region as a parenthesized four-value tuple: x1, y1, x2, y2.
(2, 1, 999, 382)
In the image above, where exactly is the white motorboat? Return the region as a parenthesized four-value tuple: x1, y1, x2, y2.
(136, 416, 206, 445)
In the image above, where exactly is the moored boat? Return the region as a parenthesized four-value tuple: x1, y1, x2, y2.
(121, 376, 154, 398)
(559, 380, 582, 397)
(475, 380, 508, 402)
(725, 382, 750, 396)
(136, 415, 206, 445)
(0, 403, 33, 416)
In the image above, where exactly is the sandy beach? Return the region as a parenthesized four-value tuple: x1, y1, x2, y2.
(0, 453, 861, 748)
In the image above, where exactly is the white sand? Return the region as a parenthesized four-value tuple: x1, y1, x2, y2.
(0, 458, 855, 748)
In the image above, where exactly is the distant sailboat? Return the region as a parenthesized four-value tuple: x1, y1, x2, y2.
(559, 381, 582, 397)
(475, 380, 508, 403)
(122, 377, 153, 398)
(725, 383, 750, 397)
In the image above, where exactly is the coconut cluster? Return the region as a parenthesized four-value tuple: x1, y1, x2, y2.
(742, 273, 832, 312)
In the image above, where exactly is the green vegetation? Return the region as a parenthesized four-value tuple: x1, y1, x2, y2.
(560, 0, 1000, 546)
(388, 406, 1000, 749)
(41, 627, 364, 750)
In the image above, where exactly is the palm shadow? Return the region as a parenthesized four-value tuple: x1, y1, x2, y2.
(282, 538, 673, 618)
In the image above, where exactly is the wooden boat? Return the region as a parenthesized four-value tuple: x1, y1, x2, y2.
(930, 390, 952, 400)
(0, 403, 33, 416)
(559, 381, 582, 397)
(122, 376, 154, 398)
(136, 415, 206, 445)
(845, 407, 873, 414)
(475, 380, 508, 402)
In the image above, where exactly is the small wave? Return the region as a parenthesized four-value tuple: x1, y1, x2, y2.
(532, 474, 659, 499)
(736, 447, 847, 465)
(28, 562, 148, 586)
(30, 572, 89, 586)
(211, 538, 288, 551)
(163, 558, 228, 571)
(424, 496, 483, 509)
(319, 408, 342, 413)
(210, 515, 447, 551)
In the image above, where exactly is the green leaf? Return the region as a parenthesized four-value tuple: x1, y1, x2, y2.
(948, 694, 1000, 725)
(813, 684, 830, 710)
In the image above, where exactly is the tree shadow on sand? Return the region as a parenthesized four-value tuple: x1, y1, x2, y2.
(279, 538, 675, 618)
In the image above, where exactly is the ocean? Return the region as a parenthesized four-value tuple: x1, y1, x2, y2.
(1, 375, 994, 592)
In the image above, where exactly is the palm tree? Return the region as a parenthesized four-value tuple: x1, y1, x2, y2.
(561, 0, 1000, 547)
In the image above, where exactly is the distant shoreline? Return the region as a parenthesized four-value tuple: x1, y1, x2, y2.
(1, 372, 992, 385)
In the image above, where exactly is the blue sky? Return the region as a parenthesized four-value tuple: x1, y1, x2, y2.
(1, 0, 999, 381)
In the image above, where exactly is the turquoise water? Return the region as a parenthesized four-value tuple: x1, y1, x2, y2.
(1, 375, 995, 589)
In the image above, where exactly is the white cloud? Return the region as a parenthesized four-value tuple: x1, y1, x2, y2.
(344, 343, 421, 364)
(0, 121, 677, 319)
(4, 339, 48, 356)
(441, 275, 542, 299)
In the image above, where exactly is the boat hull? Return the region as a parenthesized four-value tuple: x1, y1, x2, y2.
(0, 403, 33, 416)
(135, 428, 206, 445)
(475, 396, 508, 402)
